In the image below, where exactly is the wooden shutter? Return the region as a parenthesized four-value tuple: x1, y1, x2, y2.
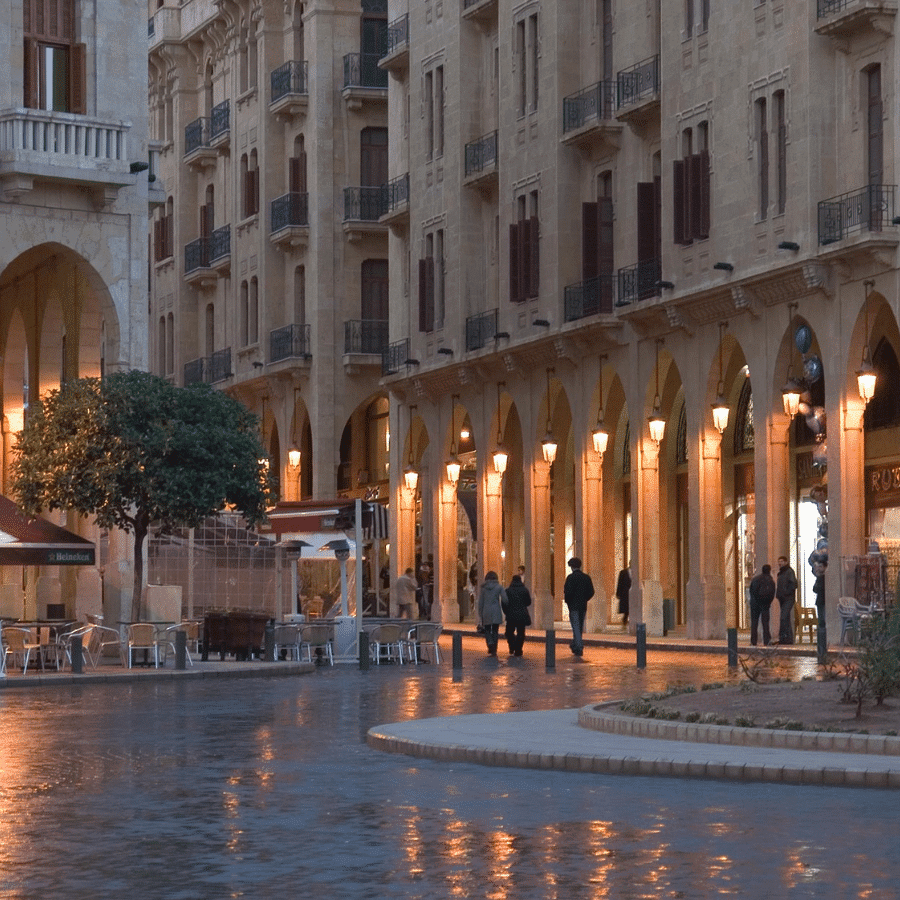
(520, 219, 531, 299)
(418, 258, 435, 332)
(154, 219, 163, 262)
(582, 202, 598, 281)
(673, 159, 686, 244)
(528, 216, 540, 298)
(696, 150, 711, 239)
(289, 151, 307, 194)
(598, 197, 614, 313)
(509, 223, 520, 302)
(252, 168, 259, 215)
(653, 176, 662, 259)
(637, 182, 656, 264)
(23, 38, 39, 109)
(69, 43, 86, 114)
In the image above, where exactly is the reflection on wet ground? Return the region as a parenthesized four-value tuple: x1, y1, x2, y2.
(0, 639, 894, 898)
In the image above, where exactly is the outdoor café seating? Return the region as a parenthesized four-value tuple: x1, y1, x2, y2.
(2, 626, 41, 672)
(124, 622, 163, 668)
(368, 623, 405, 665)
(838, 597, 874, 647)
(273, 624, 302, 661)
(161, 621, 200, 666)
(403, 622, 443, 664)
(299, 623, 334, 665)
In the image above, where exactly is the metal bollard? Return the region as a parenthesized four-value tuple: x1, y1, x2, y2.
(727, 627, 738, 668)
(545, 629, 556, 669)
(70, 634, 83, 674)
(636, 623, 647, 669)
(175, 629, 187, 670)
(359, 631, 370, 670)
(263, 620, 275, 662)
(452, 631, 463, 669)
(817, 625, 828, 664)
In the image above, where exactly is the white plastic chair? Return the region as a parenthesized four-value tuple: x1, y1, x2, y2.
(838, 597, 873, 647)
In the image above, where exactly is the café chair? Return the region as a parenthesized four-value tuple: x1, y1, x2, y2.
(273, 624, 302, 661)
(299, 623, 334, 665)
(404, 622, 443, 664)
(838, 597, 872, 647)
(2, 626, 40, 672)
(368, 623, 404, 665)
(796, 608, 818, 645)
(162, 622, 200, 666)
(124, 623, 163, 668)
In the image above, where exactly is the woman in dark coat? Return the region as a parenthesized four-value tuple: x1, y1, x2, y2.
(616, 566, 632, 627)
(477, 571, 506, 655)
(503, 574, 532, 657)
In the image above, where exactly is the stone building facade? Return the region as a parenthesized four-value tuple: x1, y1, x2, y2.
(0, 0, 150, 620)
(383, 0, 900, 640)
(148, 0, 393, 534)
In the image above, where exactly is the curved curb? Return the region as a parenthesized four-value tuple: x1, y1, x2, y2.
(366, 709, 900, 789)
(579, 701, 900, 758)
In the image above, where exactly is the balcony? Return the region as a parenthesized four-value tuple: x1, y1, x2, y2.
(183, 348, 232, 386)
(379, 14, 409, 73)
(465, 309, 498, 351)
(563, 275, 615, 322)
(209, 100, 230, 147)
(270, 323, 312, 365)
(616, 258, 661, 307)
(380, 173, 409, 226)
(382, 338, 410, 377)
(464, 131, 498, 188)
(343, 186, 388, 239)
(818, 184, 897, 245)
(561, 81, 622, 150)
(616, 56, 660, 127)
(461, 0, 497, 24)
(344, 320, 389, 367)
(183, 225, 231, 287)
(0, 109, 132, 203)
(148, 5, 181, 49)
(342, 53, 388, 108)
(270, 192, 309, 250)
(815, 0, 896, 42)
(269, 61, 309, 121)
(183, 101, 229, 169)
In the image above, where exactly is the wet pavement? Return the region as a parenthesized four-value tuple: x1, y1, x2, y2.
(0, 636, 896, 898)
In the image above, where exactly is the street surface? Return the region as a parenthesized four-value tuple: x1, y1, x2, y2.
(0, 637, 894, 898)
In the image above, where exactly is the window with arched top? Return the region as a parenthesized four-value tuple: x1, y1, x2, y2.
(733, 377, 755, 456)
(622, 420, 631, 476)
(865, 337, 900, 431)
(676, 403, 688, 465)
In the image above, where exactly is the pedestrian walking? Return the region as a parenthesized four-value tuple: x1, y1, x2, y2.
(393, 567, 418, 620)
(477, 570, 506, 656)
(813, 560, 827, 630)
(503, 573, 532, 656)
(563, 557, 594, 657)
(417, 563, 433, 620)
(776, 555, 798, 644)
(616, 566, 632, 627)
(748, 563, 776, 646)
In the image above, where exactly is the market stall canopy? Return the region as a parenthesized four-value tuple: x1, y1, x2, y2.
(0, 495, 95, 566)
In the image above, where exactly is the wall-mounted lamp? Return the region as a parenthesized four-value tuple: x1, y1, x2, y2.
(711, 322, 730, 434)
(781, 302, 804, 418)
(533, 318, 550, 328)
(657, 280, 675, 290)
(494, 331, 510, 341)
(288, 387, 301, 467)
(857, 280, 877, 403)
(404, 358, 420, 367)
(592, 355, 609, 455)
(541, 368, 558, 464)
(403, 405, 419, 491)
(713, 261, 734, 272)
(648, 340, 666, 445)
(437, 347, 454, 355)
(129, 161, 150, 173)
(777, 241, 800, 252)
(446, 394, 461, 484)
(252, 361, 264, 369)
(492, 382, 508, 475)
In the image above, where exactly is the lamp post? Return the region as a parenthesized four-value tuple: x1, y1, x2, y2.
(288, 386, 301, 469)
(592, 355, 609, 455)
(492, 382, 508, 475)
(403, 404, 419, 491)
(446, 394, 461, 484)
(712, 322, 730, 434)
(541, 368, 557, 464)
(648, 340, 666, 446)
(857, 280, 877, 403)
(781, 302, 804, 418)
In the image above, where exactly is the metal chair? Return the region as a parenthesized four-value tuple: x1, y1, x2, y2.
(403, 622, 443, 664)
(273, 624, 302, 661)
(2, 627, 40, 672)
(299, 623, 334, 665)
(368, 623, 404, 665)
(124, 623, 163, 668)
(838, 597, 872, 647)
(162, 622, 200, 666)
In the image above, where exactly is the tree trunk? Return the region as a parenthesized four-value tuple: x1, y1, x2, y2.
(131, 514, 149, 622)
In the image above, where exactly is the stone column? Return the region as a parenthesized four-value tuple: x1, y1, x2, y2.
(635, 435, 663, 635)
(530, 458, 553, 628)
(582, 447, 605, 632)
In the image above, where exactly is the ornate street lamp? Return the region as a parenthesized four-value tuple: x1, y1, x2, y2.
(781, 303, 804, 418)
(446, 394, 461, 484)
(403, 404, 419, 491)
(592, 355, 609, 455)
(648, 340, 666, 446)
(541, 368, 558, 464)
(288, 387, 301, 468)
(492, 382, 508, 475)
(857, 280, 877, 403)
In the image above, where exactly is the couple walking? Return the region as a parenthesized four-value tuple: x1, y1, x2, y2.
(477, 570, 532, 656)
(748, 556, 798, 646)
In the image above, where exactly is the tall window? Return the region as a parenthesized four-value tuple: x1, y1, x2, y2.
(515, 13, 539, 117)
(673, 122, 710, 245)
(361, 127, 387, 186)
(205, 304, 215, 357)
(774, 90, 786, 215)
(424, 68, 443, 160)
(581, 172, 614, 313)
(294, 265, 306, 327)
(756, 97, 768, 220)
(418, 229, 445, 332)
(510, 190, 540, 302)
(157, 317, 166, 374)
(600, 0, 612, 80)
(637, 156, 662, 298)
(241, 151, 259, 218)
(292, 1, 305, 60)
(23, 0, 86, 113)
(867, 64, 883, 187)
(290, 135, 307, 193)
(249, 277, 259, 345)
(361, 260, 389, 322)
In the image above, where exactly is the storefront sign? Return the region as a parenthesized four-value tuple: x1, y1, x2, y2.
(866, 464, 900, 509)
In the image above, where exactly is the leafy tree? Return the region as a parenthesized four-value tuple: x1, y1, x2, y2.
(11, 370, 276, 621)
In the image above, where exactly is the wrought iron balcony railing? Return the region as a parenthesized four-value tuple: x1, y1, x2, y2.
(564, 275, 615, 321)
(271, 192, 309, 231)
(386, 14, 409, 55)
(383, 173, 409, 214)
(211, 225, 230, 261)
(617, 56, 659, 108)
(382, 338, 409, 376)
(818, 184, 896, 245)
(270, 323, 311, 363)
(464, 131, 498, 177)
(184, 118, 209, 156)
(344, 186, 387, 221)
(465, 309, 498, 351)
(184, 226, 230, 273)
(210, 100, 230, 141)
(343, 53, 388, 89)
(270, 60, 308, 103)
(616, 258, 661, 306)
(344, 319, 389, 355)
(563, 81, 617, 133)
(184, 357, 205, 386)
(182, 349, 232, 385)
(817, 0, 854, 16)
